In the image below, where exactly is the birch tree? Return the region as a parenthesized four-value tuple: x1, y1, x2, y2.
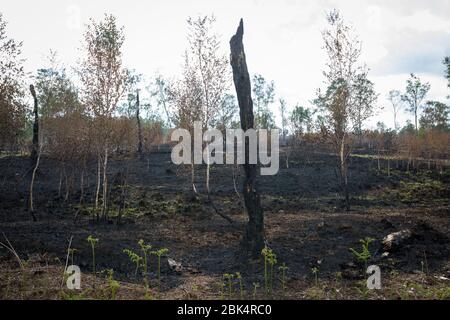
(314, 10, 376, 211)
(151, 74, 172, 128)
(0, 13, 26, 152)
(387, 90, 403, 132)
(78, 14, 128, 221)
(444, 57, 450, 91)
(351, 71, 378, 136)
(252, 74, 276, 129)
(175, 16, 231, 197)
(169, 56, 203, 195)
(279, 98, 288, 144)
(401, 73, 430, 134)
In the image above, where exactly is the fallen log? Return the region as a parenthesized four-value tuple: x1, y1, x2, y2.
(382, 229, 412, 251)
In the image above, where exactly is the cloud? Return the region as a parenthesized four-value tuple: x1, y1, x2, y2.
(369, 0, 450, 20)
(372, 29, 450, 76)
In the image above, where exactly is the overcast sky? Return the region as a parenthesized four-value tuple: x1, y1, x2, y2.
(2, 0, 450, 129)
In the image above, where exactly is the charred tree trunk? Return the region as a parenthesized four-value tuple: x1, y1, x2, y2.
(79, 167, 85, 205)
(387, 158, 391, 177)
(116, 169, 128, 226)
(230, 19, 265, 257)
(29, 144, 41, 222)
(376, 149, 380, 172)
(136, 90, 143, 157)
(340, 137, 350, 212)
(30, 85, 39, 162)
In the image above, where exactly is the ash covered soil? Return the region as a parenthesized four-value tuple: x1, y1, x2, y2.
(0, 149, 449, 299)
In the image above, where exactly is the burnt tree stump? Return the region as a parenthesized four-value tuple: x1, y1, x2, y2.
(230, 19, 265, 257)
(29, 84, 39, 162)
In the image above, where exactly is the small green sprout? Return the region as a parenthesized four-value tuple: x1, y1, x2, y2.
(68, 248, 78, 266)
(268, 254, 277, 293)
(138, 240, 152, 287)
(261, 247, 270, 294)
(87, 235, 99, 274)
(335, 271, 343, 285)
(278, 263, 289, 291)
(252, 282, 260, 299)
(106, 269, 119, 300)
(219, 280, 225, 300)
(152, 247, 169, 290)
(261, 246, 277, 294)
(223, 273, 235, 298)
(123, 248, 143, 276)
(311, 267, 319, 286)
(235, 272, 244, 299)
(349, 237, 375, 273)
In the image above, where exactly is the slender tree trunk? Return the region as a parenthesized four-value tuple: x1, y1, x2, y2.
(29, 85, 39, 162)
(285, 150, 290, 169)
(95, 152, 101, 222)
(116, 169, 128, 226)
(102, 147, 108, 220)
(64, 171, 69, 202)
(394, 112, 398, 132)
(230, 19, 265, 257)
(136, 90, 143, 157)
(80, 168, 85, 205)
(340, 137, 350, 212)
(387, 158, 391, 177)
(206, 162, 210, 194)
(189, 143, 198, 197)
(232, 165, 240, 200)
(159, 83, 171, 128)
(414, 106, 418, 134)
(29, 145, 41, 222)
(191, 162, 197, 197)
(58, 166, 63, 198)
(377, 150, 381, 172)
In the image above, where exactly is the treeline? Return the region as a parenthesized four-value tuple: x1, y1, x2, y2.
(0, 11, 449, 216)
(1, 11, 449, 153)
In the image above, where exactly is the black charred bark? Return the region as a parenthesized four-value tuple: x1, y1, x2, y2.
(30, 84, 39, 163)
(230, 19, 265, 257)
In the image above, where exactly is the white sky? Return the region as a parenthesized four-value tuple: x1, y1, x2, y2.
(1, 0, 449, 129)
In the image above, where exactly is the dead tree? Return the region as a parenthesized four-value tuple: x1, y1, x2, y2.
(230, 19, 265, 257)
(29, 143, 41, 222)
(136, 89, 143, 157)
(28, 84, 40, 221)
(30, 84, 39, 162)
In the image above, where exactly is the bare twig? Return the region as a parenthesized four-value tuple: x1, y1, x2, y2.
(206, 193, 235, 224)
(0, 233, 24, 269)
(61, 235, 73, 287)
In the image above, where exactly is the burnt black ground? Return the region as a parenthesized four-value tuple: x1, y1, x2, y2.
(0, 148, 449, 298)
